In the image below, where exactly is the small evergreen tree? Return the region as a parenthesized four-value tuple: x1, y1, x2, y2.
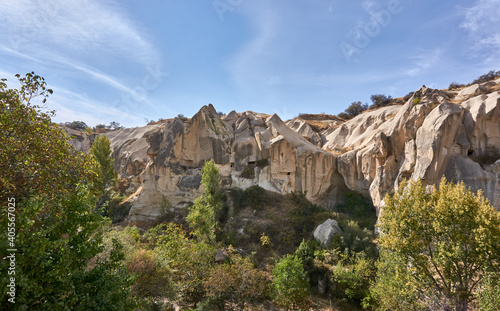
(186, 159, 223, 245)
(90, 135, 117, 190)
(272, 255, 310, 310)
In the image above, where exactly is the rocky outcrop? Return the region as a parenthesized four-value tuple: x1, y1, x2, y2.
(316, 82, 500, 211)
(62, 126, 95, 152)
(314, 219, 342, 249)
(106, 79, 500, 226)
(110, 104, 349, 227)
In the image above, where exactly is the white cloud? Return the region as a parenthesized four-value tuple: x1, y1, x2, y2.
(0, 0, 159, 65)
(405, 48, 442, 77)
(49, 86, 145, 127)
(460, 0, 500, 63)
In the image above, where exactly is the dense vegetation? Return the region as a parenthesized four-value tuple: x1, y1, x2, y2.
(2, 73, 500, 310)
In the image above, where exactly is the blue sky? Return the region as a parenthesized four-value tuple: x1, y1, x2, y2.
(1, 0, 499, 127)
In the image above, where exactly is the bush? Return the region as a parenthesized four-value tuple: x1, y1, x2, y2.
(337, 112, 351, 120)
(331, 220, 377, 260)
(449, 82, 465, 90)
(368, 250, 423, 311)
(369, 94, 393, 109)
(203, 254, 269, 309)
(330, 253, 375, 303)
(344, 101, 368, 118)
(471, 70, 500, 84)
(127, 249, 174, 299)
(272, 255, 310, 310)
(150, 223, 216, 306)
(477, 272, 500, 311)
(229, 185, 268, 210)
(65, 120, 88, 130)
(240, 164, 255, 179)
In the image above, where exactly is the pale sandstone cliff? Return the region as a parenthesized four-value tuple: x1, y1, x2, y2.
(100, 79, 500, 226)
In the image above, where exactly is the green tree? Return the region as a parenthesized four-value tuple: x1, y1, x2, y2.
(368, 250, 424, 311)
(90, 135, 117, 190)
(377, 178, 500, 310)
(330, 253, 375, 304)
(369, 94, 393, 109)
(186, 159, 223, 244)
(149, 223, 215, 306)
(0, 73, 134, 310)
(64, 120, 88, 131)
(345, 101, 368, 118)
(272, 255, 310, 310)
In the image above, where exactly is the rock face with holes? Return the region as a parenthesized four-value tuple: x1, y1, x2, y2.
(104, 78, 500, 226)
(108, 105, 349, 227)
(316, 81, 500, 211)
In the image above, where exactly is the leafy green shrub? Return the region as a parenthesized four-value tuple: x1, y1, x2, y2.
(378, 178, 500, 310)
(272, 255, 310, 310)
(330, 253, 375, 304)
(187, 159, 223, 245)
(477, 272, 500, 311)
(331, 220, 377, 260)
(151, 223, 216, 306)
(91, 135, 118, 189)
(412, 97, 421, 105)
(127, 249, 174, 299)
(229, 185, 268, 210)
(203, 254, 269, 310)
(367, 250, 423, 311)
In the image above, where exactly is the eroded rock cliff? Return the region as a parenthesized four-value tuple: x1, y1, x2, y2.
(101, 79, 500, 226)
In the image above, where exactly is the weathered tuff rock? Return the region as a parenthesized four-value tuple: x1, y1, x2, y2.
(317, 82, 500, 212)
(109, 104, 348, 227)
(106, 80, 500, 226)
(63, 126, 96, 152)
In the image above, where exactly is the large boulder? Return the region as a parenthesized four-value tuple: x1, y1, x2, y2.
(313, 219, 342, 249)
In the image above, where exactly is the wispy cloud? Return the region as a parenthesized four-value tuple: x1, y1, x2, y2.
(460, 0, 500, 63)
(49, 86, 145, 127)
(0, 0, 159, 65)
(0, 68, 143, 127)
(405, 48, 442, 77)
(0, 45, 158, 109)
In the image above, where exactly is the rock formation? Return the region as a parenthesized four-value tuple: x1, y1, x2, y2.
(99, 78, 500, 226)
